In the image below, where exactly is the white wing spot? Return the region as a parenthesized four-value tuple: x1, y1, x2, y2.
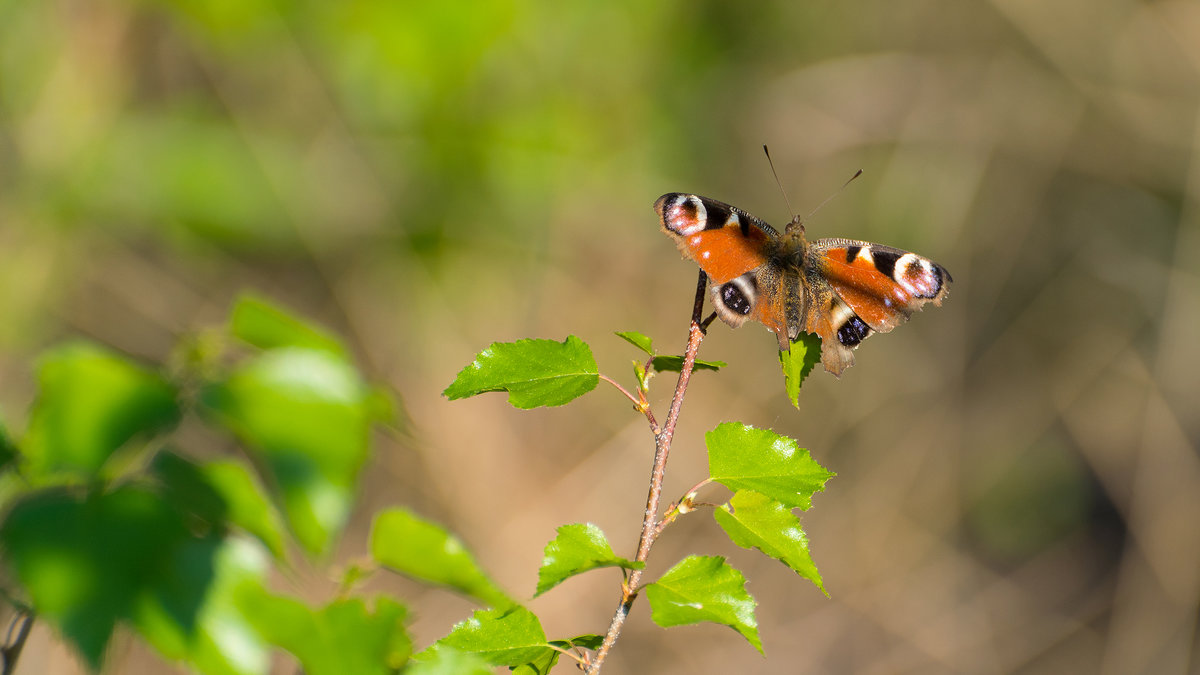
(665, 195, 709, 236)
(671, 195, 707, 235)
(895, 254, 937, 297)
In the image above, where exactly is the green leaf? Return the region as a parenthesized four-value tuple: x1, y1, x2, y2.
(780, 333, 821, 408)
(0, 485, 216, 669)
(22, 342, 179, 480)
(645, 555, 761, 653)
(615, 331, 723, 372)
(511, 634, 603, 675)
(404, 646, 493, 675)
(650, 355, 726, 373)
(0, 422, 18, 472)
(239, 592, 411, 675)
(510, 647, 558, 675)
(201, 460, 289, 560)
(443, 336, 598, 409)
(149, 452, 288, 560)
(614, 330, 654, 356)
(560, 634, 603, 651)
(202, 347, 374, 555)
(370, 508, 511, 608)
(135, 537, 272, 675)
(535, 523, 641, 596)
(149, 451, 230, 525)
(714, 490, 826, 595)
(428, 606, 550, 667)
(229, 294, 346, 356)
(707, 422, 835, 510)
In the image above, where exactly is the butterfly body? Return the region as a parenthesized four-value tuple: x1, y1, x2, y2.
(655, 192, 951, 376)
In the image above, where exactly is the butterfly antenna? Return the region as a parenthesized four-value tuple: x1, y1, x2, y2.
(764, 146, 863, 233)
(762, 145, 796, 218)
(801, 168, 863, 224)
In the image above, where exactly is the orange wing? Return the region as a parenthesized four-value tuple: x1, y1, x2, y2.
(655, 193, 775, 283)
(809, 239, 951, 334)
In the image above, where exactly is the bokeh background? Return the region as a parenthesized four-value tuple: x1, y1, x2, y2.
(2, 1, 1199, 673)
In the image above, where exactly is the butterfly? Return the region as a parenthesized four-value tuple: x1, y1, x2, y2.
(655, 192, 951, 376)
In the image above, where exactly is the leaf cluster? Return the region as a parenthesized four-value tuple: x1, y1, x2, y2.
(0, 301, 834, 674)
(0, 296, 430, 674)
(436, 331, 834, 668)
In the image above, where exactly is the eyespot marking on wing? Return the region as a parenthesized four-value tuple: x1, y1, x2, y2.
(656, 194, 709, 236)
(894, 253, 944, 299)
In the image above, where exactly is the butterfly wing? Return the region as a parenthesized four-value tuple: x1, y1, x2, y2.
(656, 193, 791, 343)
(802, 237, 952, 374)
(656, 193, 953, 375)
(655, 193, 777, 284)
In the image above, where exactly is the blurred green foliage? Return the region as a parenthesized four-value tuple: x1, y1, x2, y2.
(0, 297, 397, 672)
(22, 343, 180, 480)
(1, 0, 1197, 672)
(1, 1, 710, 257)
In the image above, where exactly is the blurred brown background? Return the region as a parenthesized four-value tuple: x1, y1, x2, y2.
(2, 0, 1198, 673)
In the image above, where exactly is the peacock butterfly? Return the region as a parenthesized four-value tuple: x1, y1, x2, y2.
(655, 192, 951, 376)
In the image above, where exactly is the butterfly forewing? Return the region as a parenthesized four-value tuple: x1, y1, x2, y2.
(655, 193, 775, 284)
(811, 239, 950, 333)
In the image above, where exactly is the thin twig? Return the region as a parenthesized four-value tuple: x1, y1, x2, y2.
(599, 373, 642, 409)
(654, 477, 714, 535)
(1, 610, 34, 675)
(586, 271, 708, 674)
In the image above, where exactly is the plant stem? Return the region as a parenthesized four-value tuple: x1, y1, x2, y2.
(599, 373, 642, 409)
(586, 271, 708, 674)
(1, 610, 33, 675)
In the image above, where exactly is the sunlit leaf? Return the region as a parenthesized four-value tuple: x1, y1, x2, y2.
(645, 555, 761, 653)
(239, 592, 411, 675)
(370, 508, 511, 608)
(428, 606, 550, 667)
(511, 646, 558, 675)
(615, 331, 723, 372)
(22, 342, 179, 480)
(404, 646, 493, 675)
(135, 537, 272, 675)
(443, 336, 598, 409)
(614, 330, 654, 356)
(561, 634, 603, 651)
(707, 422, 834, 510)
(780, 332, 821, 408)
(202, 460, 289, 560)
(650, 355, 725, 373)
(229, 294, 346, 356)
(535, 523, 641, 596)
(714, 490, 825, 595)
(203, 347, 374, 555)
